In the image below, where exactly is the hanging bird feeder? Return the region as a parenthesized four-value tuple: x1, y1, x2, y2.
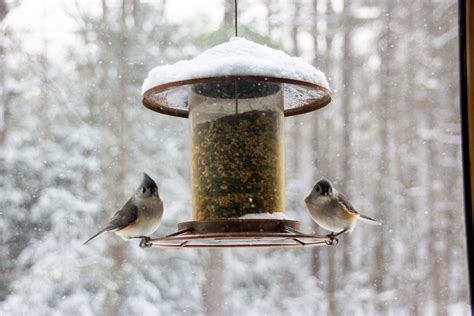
(142, 37, 332, 248)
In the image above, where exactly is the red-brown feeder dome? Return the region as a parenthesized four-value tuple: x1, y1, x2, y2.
(142, 38, 332, 248)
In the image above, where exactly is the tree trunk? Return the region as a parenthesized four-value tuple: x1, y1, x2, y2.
(327, 247, 337, 315)
(0, 0, 10, 301)
(202, 250, 226, 316)
(118, 0, 130, 196)
(340, 0, 354, 277)
(201, 4, 232, 314)
(373, 0, 394, 312)
(39, 12, 50, 142)
(310, 0, 321, 282)
(0, 0, 6, 22)
(290, 0, 302, 180)
(424, 2, 444, 314)
(223, 0, 234, 29)
(100, 1, 126, 315)
(318, 2, 337, 315)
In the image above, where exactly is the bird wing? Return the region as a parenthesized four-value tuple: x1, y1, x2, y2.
(335, 191, 358, 214)
(83, 199, 138, 245)
(336, 191, 382, 225)
(106, 198, 139, 231)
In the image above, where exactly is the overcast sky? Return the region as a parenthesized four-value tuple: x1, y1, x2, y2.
(3, 0, 224, 56)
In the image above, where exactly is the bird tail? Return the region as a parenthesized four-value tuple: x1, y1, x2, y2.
(83, 228, 108, 245)
(358, 214, 382, 226)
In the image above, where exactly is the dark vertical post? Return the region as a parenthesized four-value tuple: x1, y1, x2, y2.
(459, 0, 474, 309)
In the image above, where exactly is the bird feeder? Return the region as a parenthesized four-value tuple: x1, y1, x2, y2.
(142, 38, 332, 247)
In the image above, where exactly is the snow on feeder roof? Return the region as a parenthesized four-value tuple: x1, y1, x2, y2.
(142, 37, 331, 118)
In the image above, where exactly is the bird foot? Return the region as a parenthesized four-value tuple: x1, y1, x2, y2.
(325, 233, 339, 246)
(139, 236, 152, 248)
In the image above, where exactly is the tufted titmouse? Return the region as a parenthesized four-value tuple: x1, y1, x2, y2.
(83, 173, 163, 248)
(305, 178, 381, 243)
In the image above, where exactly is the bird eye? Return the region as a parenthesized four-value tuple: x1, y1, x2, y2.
(142, 187, 147, 194)
(315, 186, 320, 192)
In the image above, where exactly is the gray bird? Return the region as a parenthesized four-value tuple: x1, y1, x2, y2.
(83, 173, 163, 248)
(305, 178, 381, 243)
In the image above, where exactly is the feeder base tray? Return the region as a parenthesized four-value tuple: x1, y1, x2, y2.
(146, 219, 334, 248)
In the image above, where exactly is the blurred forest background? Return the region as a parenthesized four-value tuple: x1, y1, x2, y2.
(0, 0, 469, 315)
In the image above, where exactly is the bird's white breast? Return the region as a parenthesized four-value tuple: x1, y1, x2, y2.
(116, 196, 163, 239)
(305, 194, 356, 233)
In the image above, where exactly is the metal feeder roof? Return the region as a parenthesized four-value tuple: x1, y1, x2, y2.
(142, 37, 331, 118)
